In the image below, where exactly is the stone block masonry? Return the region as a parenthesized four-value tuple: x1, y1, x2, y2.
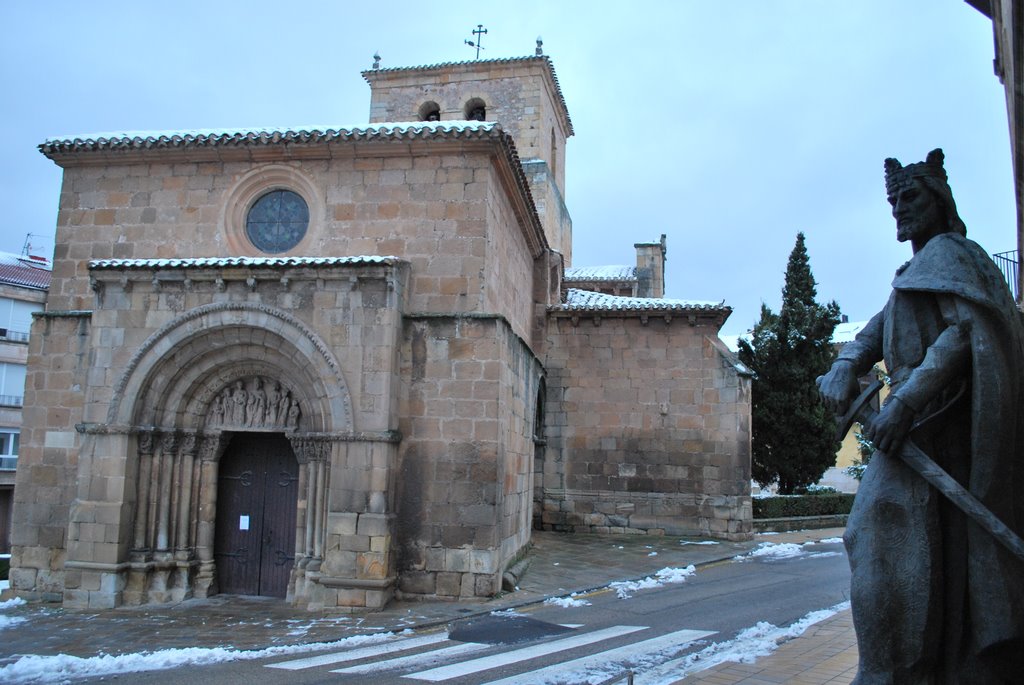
(395, 314, 543, 599)
(541, 313, 753, 541)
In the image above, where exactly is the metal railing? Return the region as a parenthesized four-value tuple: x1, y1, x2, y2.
(0, 330, 30, 343)
(993, 250, 1019, 301)
(0, 395, 23, 408)
(0, 456, 16, 471)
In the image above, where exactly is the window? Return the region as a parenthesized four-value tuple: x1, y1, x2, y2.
(245, 189, 310, 254)
(419, 101, 441, 122)
(0, 298, 41, 341)
(0, 430, 18, 470)
(0, 363, 25, 407)
(464, 98, 486, 122)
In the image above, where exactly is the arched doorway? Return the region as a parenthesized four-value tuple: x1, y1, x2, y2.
(214, 433, 298, 597)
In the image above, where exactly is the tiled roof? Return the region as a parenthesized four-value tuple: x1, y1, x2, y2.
(40, 121, 498, 156)
(564, 265, 637, 282)
(89, 256, 402, 270)
(362, 56, 574, 136)
(555, 288, 727, 312)
(0, 252, 52, 290)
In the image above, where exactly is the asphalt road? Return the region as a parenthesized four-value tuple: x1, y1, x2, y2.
(82, 538, 851, 685)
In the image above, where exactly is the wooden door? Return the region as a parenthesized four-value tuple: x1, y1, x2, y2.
(214, 434, 298, 597)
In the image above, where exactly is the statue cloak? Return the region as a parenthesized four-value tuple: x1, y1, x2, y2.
(839, 232, 1024, 684)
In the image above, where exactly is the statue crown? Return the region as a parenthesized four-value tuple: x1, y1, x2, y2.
(884, 148, 948, 195)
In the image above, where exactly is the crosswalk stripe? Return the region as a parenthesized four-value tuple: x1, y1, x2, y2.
(402, 625, 648, 682)
(478, 628, 717, 685)
(266, 631, 449, 670)
(332, 642, 490, 675)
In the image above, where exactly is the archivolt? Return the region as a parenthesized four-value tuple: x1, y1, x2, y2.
(107, 302, 352, 432)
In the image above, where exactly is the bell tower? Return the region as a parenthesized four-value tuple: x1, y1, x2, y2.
(362, 50, 575, 263)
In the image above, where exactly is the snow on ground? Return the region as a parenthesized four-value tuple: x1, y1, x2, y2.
(490, 608, 523, 618)
(643, 600, 852, 683)
(544, 593, 592, 608)
(496, 601, 852, 685)
(0, 596, 26, 630)
(0, 629, 408, 684)
(734, 539, 844, 562)
(608, 565, 696, 599)
(679, 540, 720, 546)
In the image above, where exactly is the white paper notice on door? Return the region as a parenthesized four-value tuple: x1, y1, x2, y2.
(239, 515, 250, 531)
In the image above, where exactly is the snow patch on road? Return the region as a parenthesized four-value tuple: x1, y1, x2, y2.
(608, 565, 696, 599)
(734, 538, 846, 562)
(646, 600, 852, 683)
(544, 593, 592, 608)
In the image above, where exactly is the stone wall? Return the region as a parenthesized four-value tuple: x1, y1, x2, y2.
(540, 315, 753, 541)
(9, 312, 91, 600)
(45, 147, 540, 343)
(395, 315, 542, 599)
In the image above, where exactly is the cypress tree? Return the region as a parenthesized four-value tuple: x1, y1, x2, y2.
(737, 233, 842, 493)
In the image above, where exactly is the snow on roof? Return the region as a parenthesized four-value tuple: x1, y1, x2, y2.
(556, 288, 726, 312)
(564, 265, 637, 282)
(719, 333, 749, 353)
(362, 56, 573, 135)
(719, 320, 870, 352)
(89, 256, 402, 270)
(832, 320, 869, 344)
(41, 121, 498, 155)
(0, 251, 52, 290)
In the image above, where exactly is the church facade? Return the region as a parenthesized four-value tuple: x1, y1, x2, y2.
(9, 55, 751, 611)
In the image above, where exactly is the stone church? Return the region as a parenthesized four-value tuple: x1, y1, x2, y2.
(10, 53, 752, 611)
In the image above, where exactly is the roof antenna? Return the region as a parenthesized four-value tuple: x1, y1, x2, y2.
(372, 52, 381, 70)
(465, 24, 487, 59)
(536, 36, 543, 55)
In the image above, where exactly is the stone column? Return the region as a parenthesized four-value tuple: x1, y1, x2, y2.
(125, 430, 155, 605)
(194, 433, 226, 598)
(150, 431, 177, 602)
(131, 431, 155, 558)
(171, 432, 198, 600)
(155, 432, 177, 554)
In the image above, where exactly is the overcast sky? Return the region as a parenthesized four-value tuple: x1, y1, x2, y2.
(0, 1, 1012, 335)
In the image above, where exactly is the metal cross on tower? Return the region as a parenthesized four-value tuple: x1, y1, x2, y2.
(465, 24, 487, 59)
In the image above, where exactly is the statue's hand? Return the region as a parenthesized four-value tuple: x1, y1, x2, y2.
(865, 396, 915, 455)
(816, 360, 860, 416)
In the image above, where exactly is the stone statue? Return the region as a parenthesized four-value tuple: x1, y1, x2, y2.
(210, 392, 224, 425)
(230, 380, 247, 425)
(818, 149, 1024, 683)
(265, 381, 281, 424)
(277, 390, 291, 426)
(286, 398, 300, 430)
(247, 378, 266, 427)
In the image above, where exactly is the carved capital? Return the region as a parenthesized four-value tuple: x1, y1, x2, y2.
(288, 436, 330, 464)
(137, 431, 155, 456)
(179, 432, 198, 456)
(198, 433, 228, 462)
(160, 431, 178, 454)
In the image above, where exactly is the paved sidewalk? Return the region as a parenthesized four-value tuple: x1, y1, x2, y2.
(0, 527, 856, 682)
(673, 609, 857, 684)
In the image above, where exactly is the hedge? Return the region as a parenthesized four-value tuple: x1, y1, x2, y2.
(753, 493, 855, 519)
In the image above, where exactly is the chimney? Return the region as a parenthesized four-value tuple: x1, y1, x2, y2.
(634, 234, 667, 298)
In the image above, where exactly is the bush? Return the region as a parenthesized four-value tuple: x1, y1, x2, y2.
(753, 492, 855, 519)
